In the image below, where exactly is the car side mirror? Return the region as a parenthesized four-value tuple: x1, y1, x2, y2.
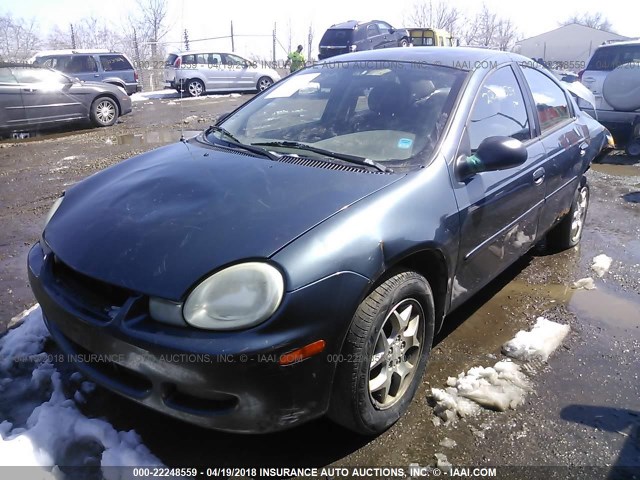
(456, 136, 527, 180)
(389, 28, 396, 34)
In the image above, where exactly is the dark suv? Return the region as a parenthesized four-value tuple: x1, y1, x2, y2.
(318, 20, 410, 60)
(31, 50, 141, 95)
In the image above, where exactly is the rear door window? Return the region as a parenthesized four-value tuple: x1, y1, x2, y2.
(165, 54, 178, 67)
(321, 29, 352, 46)
(100, 55, 133, 71)
(366, 24, 380, 39)
(587, 45, 640, 71)
(522, 66, 572, 133)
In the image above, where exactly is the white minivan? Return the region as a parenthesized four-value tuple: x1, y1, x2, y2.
(164, 51, 281, 97)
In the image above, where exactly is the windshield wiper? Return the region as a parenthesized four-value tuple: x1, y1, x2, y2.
(252, 141, 393, 173)
(206, 126, 278, 161)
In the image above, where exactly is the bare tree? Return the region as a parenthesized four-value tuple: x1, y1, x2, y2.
(307, 23, 314, 62)
(136, 0, 170, 60)
(561, 12, 614, 32)
(495, 18, 518, 51)
(405, 0, 461, 35)
(0, 13, 40, 61)
(458, 3, 519, 50)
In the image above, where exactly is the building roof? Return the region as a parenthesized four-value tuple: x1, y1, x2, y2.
(516, 23, 629, 45)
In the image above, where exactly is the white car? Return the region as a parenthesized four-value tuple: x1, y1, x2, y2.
(579, 40, 640, 156)
(164, 51, 281, 97)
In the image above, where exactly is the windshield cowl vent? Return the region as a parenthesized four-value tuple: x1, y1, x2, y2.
(276, 155, 389, 174)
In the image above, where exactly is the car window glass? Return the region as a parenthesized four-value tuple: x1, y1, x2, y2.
(207, 53, 222, 66)
(0, 67, 16, 83)
(224, 54, 246, 66)
(376, 22, 390, 34)
(194, 54, 208, 64)
(468, 66, 531, 151)
(366, 24, 380, 38)
(100, 55, 132, 71)
(12, 68, 67, 84)
(61, 55, 97, 74)
(587, 45, 640, 71)
(522, 66, 571, 133)
(182, 54, 195, 65)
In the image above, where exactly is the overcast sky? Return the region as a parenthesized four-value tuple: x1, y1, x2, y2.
(4, 0, 639, 58)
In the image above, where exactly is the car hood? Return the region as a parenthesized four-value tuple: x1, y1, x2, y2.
(44, 140, 402, 300)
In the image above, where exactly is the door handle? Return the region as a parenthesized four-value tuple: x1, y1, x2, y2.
(21, 88, 36, 93)
(579, 141, 589, 156)
(533, 167, 545, 185)
(94, 74, 100, 77)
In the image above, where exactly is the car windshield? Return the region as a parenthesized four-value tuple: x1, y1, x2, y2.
(320, 29, 353, 45)
(208, 61, 467, 170)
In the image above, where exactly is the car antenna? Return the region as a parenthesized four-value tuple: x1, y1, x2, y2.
(179, 0, 186, 142)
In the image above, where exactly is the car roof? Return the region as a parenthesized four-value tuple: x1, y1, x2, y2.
(170, 51, 245, 56)
(595, 39, 640, 49)
(33, 49, 115, 56)
(0, 62, 45, 69)
(316, 46, 527, 71)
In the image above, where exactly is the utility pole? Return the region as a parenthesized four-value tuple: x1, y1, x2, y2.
(230, 21, 235, 52)
(272, 22, 277, 64)
(184, 29, 190, 51)
(70, 23, 76, 49)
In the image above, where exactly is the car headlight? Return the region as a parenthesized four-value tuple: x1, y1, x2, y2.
(43, 194, 64, 231)
(183, 262, 284, 330)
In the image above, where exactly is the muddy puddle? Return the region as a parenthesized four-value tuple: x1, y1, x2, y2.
(591, 163, 640, 177)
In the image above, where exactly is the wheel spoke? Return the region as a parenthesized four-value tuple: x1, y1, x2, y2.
(369, 369, 393, 404)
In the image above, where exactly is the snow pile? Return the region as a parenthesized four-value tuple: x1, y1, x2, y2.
(130, 89, 178, 102)
(431, 360, 531, 423)
(591, 254, 612, 277)
(0, 307, 162, 474)
(431, 317, 570, 424)
(572, 277, 596, 290)
(502, 317, 570, 362)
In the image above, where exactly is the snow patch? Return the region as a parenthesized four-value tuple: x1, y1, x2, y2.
(434, 453, 452, 469)
(439, 437, 457, 448)
(0, 307, 162, 473)
(501, 317, 570, 362)
(572, 277, 596, 290)
(591, 254, 612, 277)
(431, 361, 530, 423)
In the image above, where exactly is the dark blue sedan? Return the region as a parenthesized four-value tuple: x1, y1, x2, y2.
(28, 48, 610, 434)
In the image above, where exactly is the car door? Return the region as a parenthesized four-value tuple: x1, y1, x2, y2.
(519, 65, 587, 235)
(376, 22, 393, 48)
(0, 66, 28, 131)
(222, 53, 253, 90)
(449, 65, 546, 307)
(365, 23, 383, 50)
(12, 67, 85, 127)
(190, 53, 226, 91)
(64, 55, 101, 83)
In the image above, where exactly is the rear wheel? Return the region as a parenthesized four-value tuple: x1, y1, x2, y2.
(547, 180, 590, 251)
(328, 270, 435, 435)
(186, 79, 205, 97)
(625, 139, 640, 157)
(90, 96, 119, 127)
(399, 37, 410, 47)
(256, 76, 273, 92)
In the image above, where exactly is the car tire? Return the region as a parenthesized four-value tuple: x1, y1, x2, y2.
(186, 79, 205, 97)
(328, 269, 435, 435)
(256, 76, 274, 92)
(546, 179, 590, 251)
(90, 96, 119, 127)
(399, 37, 410, 47)
(625, 139, 640, 157)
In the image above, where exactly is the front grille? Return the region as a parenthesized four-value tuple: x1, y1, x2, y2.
(51, 256, 134, 322)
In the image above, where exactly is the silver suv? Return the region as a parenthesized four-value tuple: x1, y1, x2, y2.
(31, 49, 141, 95)
(164, 51, 281, 97)
(579, 40, 640, 156)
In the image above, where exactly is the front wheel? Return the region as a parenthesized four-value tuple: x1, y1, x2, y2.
(328, 270, 435, 435)
(90, 97, 119, 127)
(399, 37, 410, 47)
(256, 76, 273, 92)
(546, 180, 590, 251)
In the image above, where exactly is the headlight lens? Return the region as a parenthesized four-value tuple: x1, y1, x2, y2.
(43, 194, 64, 231)
(183, 262, 284, 330)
